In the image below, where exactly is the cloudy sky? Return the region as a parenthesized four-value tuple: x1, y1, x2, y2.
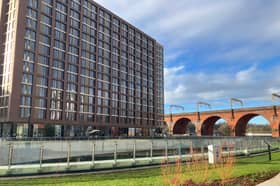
(95, 0, 280, 119)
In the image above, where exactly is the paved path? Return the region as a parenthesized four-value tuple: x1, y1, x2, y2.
(257, 173, 280, 186)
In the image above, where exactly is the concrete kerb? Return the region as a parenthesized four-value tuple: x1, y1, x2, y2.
(257, 173, 280, 186)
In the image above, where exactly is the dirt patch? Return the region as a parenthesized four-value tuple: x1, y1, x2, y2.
(181, 171, 278, 186)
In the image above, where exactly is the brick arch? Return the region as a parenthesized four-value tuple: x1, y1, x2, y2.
(201, 116, 228, 136)
(235, 113, 270, 136)
(173, 118, 193, 135)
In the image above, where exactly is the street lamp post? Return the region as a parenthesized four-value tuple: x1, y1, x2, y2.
(169, 105, 184, 135)
(196, 102, 211, 121)
(230, 98, 243, 120)
(272, 93, 280, 104)
(169, 105, 184, 122)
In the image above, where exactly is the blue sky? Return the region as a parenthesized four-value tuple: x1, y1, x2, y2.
(95, 0, 280, 124)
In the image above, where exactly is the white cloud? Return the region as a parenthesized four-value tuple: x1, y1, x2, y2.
(236, 65, 257, 82)
(164, 65, 280, 105)
(165, 50, 186, 63)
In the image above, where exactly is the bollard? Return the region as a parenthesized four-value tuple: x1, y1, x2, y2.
(165, 140, 168, 160)
(8, 144, 13, 169)
(201, 146, 204, 160)
(133, 140, 136, 164)
(114, 142, 117, 166)
(92, 142, 95, 167)
(178, 143, 182, 159)
(39, 145, 44, 168)
(190, 142, 194, 161)
(150, 141, 153, 162)
(67, 142, 71, 167)
(190, 142, 193, 154)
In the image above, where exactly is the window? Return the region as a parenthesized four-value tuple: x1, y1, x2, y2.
(37, 87, 47, 97)
(40, 35, 51, 45)
(36, 99, 47, 108)
(38, 55, 49, 65)
(52, 69, 64, 79)
(40, 24, 51, 35)
(23, 62, 34, 73)
(50, 111, 62, 120)
(22, 74, 33, 84)
(27, 8, 37, 19)
(25, 40, 36, 51)
(28, 0, 38, 9)
(55, 21, 66, 31)
(53, 49, 65, 60)
(54, 30, 66, 41)
(53, 60, 64, 69)
(21, 84, 32, 95)
(21, 96, 31, 106)
(37, 77, 48, 86)
(56, 2, 67, 13)
(38, 65, 49, 76)
(52, 80, 63, 89)
(25, 29, 36, 40)
(54, 40, 66, 50)
(41, 15, 52, 25)
(68, 64, 78, 73)
(39, 45, 50, 55)
(26, 18, 37, 30)
(70, 18, 80, 28)
(41, 3, 52, 15)
(56, 11, 67, 23)
(20, 108, 31, 118)
(70, 27, 80, 37)
(70, 10, 80, 20)
(36, 109, 46, 119)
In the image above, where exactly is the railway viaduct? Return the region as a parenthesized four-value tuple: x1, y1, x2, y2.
(164, 106, 280, 137)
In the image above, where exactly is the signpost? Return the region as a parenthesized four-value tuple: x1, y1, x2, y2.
(208, 145, 221, 164)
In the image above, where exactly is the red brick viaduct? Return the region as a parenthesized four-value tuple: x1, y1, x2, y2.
(164, 106, 280, 137)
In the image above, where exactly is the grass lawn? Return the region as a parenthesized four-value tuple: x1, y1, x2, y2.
(0, 152, 279, 186)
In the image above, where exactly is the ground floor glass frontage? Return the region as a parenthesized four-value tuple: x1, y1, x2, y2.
(0, 123, 162, 138)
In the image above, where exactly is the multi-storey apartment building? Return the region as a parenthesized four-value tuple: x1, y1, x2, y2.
(0, 0, 164, 137)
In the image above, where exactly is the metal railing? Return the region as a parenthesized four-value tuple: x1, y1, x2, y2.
(0, 137, 279, 176)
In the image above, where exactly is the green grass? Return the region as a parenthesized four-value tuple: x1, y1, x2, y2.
(0, 152, 279, 186)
